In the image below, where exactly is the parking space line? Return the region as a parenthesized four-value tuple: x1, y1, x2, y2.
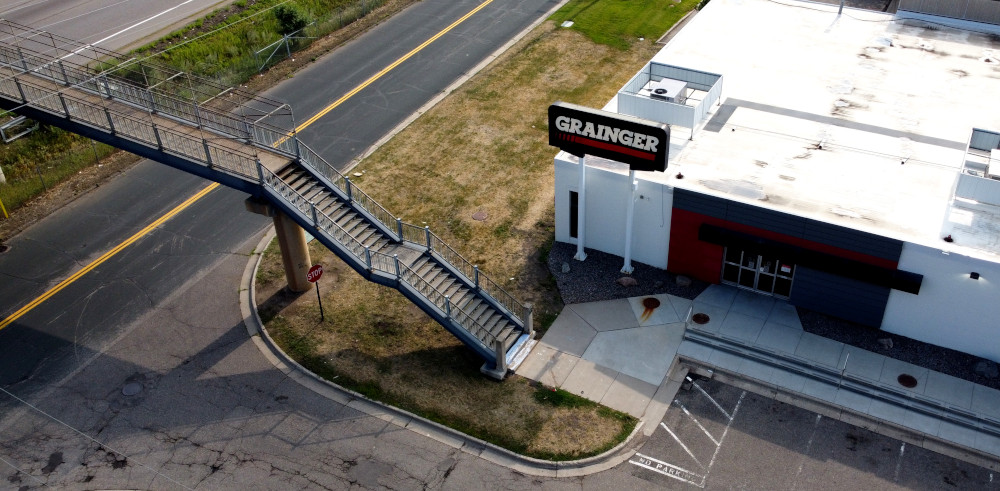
(791, 414, 822, 490)
(631, 452, 705, 488)
(660, 422, 706, 470)
(688, 376, 732, 420)
(893, 442, 906, 483)
(700, 391, 746, 487)
(674, 400, 721, 446)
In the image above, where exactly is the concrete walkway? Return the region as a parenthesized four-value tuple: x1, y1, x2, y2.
(517, 284, 1000, 470)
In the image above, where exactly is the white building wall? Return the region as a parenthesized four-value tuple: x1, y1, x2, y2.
(554, 154, 672, 269)
(883, 242, 1000, 363)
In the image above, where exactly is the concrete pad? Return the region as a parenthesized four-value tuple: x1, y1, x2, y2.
(767, 301, 802, 330)
(581, 324, 684, 386)
(935, 420, 980, 449)
(628, 294, 682, 326)
(834, 387, 873, 414)
(902, 408, 942, 436)
(974, 432, 1000, 458)
(801, 379, 839, 403)
(754, 322, 803, 354)
(539, 308, 597, 357)
(971, 384, 1000, 420)
(600, 371, 658, 418)
(568, 299, 638, 332)
(740, 359, 775, 383)
(794, 332, 845, 369)
(676, 339, 715, 362)
(880, 358, 929, 395)
(663, 294, 693, 322)
(840, 345, 886, 383)
(687, 301, 729, 334)
(867, 398, 910, 424)
(769, 368, 809, 393)
(560, 358, 619, 402)
(694, 284, 738, 309)
(707, 348, 745, 373)
(516, 342, 581, 388)
(718, 312, 766, 343)
(922, 371, 975, 408)
(729, 289, 775, 320)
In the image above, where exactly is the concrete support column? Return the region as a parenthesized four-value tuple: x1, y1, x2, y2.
(273, 211, 312, 292)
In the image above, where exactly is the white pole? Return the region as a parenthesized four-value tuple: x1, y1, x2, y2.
(574, 154, 588, 261)
(621, 170, 637, 274)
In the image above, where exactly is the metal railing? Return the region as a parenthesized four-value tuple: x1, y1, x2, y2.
(0, 32, 531, 361)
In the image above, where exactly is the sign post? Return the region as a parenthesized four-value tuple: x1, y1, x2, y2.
(307, 264, 324, 321)
(548, 102, 670, 272)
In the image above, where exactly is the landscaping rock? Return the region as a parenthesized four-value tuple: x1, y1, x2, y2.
(974, 360, 999, 379)
(675, 275, 692, 287)
(616, 276, 638, 287)
(561, 262, 571, 274)
(877, 338, 893, 350)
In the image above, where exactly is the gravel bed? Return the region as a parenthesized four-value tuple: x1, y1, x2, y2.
(547, 241, 1000, 391)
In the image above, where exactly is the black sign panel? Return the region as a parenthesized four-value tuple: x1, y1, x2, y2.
(548, 101, 670, 172)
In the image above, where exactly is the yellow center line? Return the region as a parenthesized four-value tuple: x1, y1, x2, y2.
(0, 182, 219, 331)
(0, 0, 494, 331)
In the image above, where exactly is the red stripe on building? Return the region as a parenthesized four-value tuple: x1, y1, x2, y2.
(566, 134, 656, 161)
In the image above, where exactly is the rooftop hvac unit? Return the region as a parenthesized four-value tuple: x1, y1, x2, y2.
(647, 78, 688, 104)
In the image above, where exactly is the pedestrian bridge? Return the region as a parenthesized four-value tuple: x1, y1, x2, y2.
(0, 20, 532, 378)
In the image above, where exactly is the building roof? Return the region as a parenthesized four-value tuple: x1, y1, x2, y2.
(588, 0, 1000, 260)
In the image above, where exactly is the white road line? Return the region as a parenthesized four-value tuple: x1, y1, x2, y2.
(630, 452, 705, 488)
(661, 422, 706, 470)
(674, 399, 721, 446)
(894, 442, 906, 483)
(62, 0, 202, 58)
(690, 379, 732, 420)
(790, 414, 822, 490)
(700, 390, 746, 486)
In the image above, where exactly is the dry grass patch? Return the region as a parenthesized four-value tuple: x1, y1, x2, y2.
(257, 240, 635, 459)
(257, 19, 677, 458)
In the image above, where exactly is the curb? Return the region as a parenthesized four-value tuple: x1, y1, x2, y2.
(240, 230, 646, 477)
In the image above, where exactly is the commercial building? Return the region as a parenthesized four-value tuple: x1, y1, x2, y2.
(552, 0, 1000, 363)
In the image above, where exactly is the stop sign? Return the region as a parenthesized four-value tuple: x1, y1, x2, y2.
(307, 264, 323, 283)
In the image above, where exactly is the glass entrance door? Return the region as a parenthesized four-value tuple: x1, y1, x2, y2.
(721, 248, 795, 299)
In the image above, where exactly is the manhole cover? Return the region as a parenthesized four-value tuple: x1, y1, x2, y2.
(642, 297, 661, 309)
(0, 244, 8, 254)
(692, 313, 710, 324)
(897, 374, 918, 388)
(472, 210, 488, 221)
(121, 382, 142, 396)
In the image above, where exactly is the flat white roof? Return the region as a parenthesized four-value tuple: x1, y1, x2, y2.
(589, 0, 1000, 259)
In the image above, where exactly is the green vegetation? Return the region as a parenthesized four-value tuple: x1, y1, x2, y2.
(0, 123, 116, 213)
(549, 0, 701, 49)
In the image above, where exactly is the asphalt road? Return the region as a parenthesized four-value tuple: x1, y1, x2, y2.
(0, 0, 238, 52)
(269, 0, 557, 169)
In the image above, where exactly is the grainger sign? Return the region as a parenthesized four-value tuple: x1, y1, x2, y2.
(548, 101, 670, 172)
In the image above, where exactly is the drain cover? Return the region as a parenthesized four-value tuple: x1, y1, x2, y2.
(897, 374, 918, 388)
(642, 297, 661, 309)
(122, 382, 142, 396)
(692, 313, 710, 324)
(472, 210, 488, 221)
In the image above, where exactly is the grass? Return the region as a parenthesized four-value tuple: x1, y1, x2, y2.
(257, 0, 701, 458)
(549, 0, 703, 49)
(0, 124, 117, 213)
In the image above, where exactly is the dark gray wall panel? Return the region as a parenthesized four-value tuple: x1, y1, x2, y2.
(790, 267, 890, 327)
(673, 188, 728, 219)
(673, 189, 903, 262)
(800, 220, 902, 261)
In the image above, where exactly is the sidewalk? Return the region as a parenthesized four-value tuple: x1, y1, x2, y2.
(516, 284, 1000, 470)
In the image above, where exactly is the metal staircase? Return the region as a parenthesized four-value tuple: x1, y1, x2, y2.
(0, 20, 532, 378)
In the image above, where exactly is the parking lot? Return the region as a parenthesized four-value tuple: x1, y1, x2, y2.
(629, 377, 998, 489)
